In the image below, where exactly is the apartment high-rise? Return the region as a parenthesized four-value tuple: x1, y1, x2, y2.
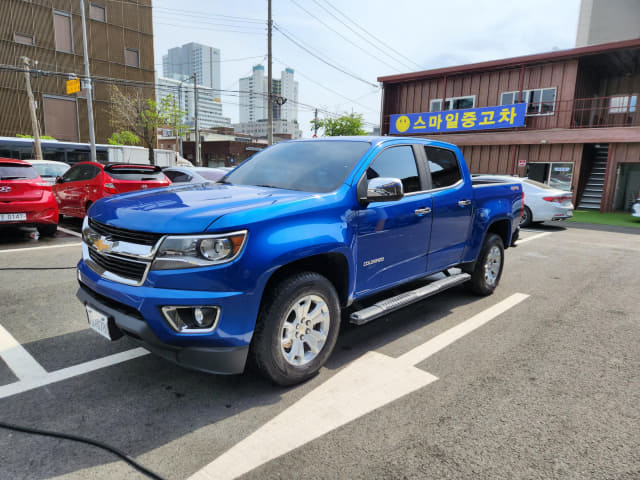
(236, 65, 300, 138)
(162, 42, 221, 92)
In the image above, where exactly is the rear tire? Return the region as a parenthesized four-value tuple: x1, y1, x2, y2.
(466, 233, 504, 296)
(520, 206, 532, 228)
(37, 224, 58, 237)
(251, 272, 340, 386)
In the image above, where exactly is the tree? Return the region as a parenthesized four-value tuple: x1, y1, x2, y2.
(107, 131, 140, 146)
(311, 112, 367, 136)
(160, 94, 188, 153)
(109, 86, 166, 164)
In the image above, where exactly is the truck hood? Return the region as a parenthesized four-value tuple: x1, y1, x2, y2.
(89, 183, 313, 234)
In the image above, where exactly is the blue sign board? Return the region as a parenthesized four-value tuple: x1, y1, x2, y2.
(390, 103, 526, 134)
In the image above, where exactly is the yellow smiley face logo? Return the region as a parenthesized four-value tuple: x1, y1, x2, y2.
(395, 115, 411, 133)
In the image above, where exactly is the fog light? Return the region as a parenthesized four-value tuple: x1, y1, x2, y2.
(161, 306, 220, 332)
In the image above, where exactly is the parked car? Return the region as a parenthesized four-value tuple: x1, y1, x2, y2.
(53, 162, 171, 219)
(163, 166, 228, 184)
(0, 158, 58, 236)
(472, 174, 573, 227)
(24, 159, 70, 185)
(77, 137, 523, 386)
(632, 192, 640, 219)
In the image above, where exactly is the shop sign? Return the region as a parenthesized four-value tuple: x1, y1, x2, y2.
(390, 103, 526, 134)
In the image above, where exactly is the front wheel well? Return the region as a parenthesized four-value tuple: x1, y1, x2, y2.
(261, 253, 350, 308)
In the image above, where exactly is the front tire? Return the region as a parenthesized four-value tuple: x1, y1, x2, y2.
(466, 233, 504, 296)
(251, 272, 341, 386)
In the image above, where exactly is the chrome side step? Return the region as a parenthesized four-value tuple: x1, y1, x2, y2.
(349, 273, 471, 325)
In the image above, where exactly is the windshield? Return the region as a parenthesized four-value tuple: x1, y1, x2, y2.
(224, 141, 371, 193)
(32, 163, 69, 178)
(0, 163, 38, 180)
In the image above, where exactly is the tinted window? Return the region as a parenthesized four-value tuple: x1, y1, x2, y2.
(0, 163, 38, 180)
(366, 146, 420, 193)
(105, 166, 164, 181)
(61, 164, 99, 182)
(225, 141, 371, 193)
(165, 171, 191, 183)
(424, 147, 461, 189)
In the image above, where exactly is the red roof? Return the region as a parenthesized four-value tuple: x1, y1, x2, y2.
(0, 157, 28, 165)
(378, 37, 640, 84)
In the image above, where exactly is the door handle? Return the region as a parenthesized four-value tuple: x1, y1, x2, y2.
(414, 207, 432, 216)
(458, 200, 471, 207)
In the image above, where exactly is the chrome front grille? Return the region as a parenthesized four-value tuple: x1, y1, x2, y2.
(88, 249, 148, 283)
(88, 218, 162, 246)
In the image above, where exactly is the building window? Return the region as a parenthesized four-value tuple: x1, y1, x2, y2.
(89, 3, 106, 22)
(54, 11, 73, 53)
(14, 33, 34, 45)
(609, 95, 637, 114)
(429, 96, 476, 112)
(124, 48, 139, 67)
(501, 88, 556, 115)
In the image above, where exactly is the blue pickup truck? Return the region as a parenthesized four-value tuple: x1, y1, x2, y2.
(77, 137, 522, 385)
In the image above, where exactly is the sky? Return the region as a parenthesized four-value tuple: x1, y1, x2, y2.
(152, 0, 582, 137)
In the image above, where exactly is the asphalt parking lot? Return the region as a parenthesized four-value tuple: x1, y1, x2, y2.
(0, 220, 639, 480)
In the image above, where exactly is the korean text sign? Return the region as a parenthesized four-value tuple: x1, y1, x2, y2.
(390, 103, 526, 134)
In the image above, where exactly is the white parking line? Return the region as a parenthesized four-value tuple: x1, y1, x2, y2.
(190, 293, 530, 480)
(0, 243, 81, 254)
(0, 324, 47, 381)
(57, 226, 82, 238)
(517, 232, 552, 244)
(0, 348, 149, 399)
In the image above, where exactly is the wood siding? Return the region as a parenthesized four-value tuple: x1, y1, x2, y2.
(602, 143, 640, 211)
(382, 59, 579, 134)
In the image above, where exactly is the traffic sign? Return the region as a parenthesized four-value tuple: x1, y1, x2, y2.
(518, 159, 527, 167)
(66, 78, 80, 94)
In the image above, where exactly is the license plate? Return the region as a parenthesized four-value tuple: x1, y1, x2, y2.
(0, 213, 27, 222)
(86, 304, 114, 340)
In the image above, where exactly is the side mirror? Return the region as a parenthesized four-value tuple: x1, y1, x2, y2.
(55, 176, 63, 184)
(365, 177, 404, 203)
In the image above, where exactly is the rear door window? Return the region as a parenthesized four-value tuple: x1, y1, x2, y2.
(0, 163, 38, 180)
(424, 146, 461, 189)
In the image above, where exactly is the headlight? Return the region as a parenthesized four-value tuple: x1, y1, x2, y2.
(152, 230, 247, 270)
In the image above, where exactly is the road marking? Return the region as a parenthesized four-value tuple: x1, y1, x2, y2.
(0, 243, 81, 254)
(0, 348, 149, 399)
(57, 226, 82, 238)
(0, 324, 47, 381)
(517, 232, 552, 244)
(190, 293, 530, 480)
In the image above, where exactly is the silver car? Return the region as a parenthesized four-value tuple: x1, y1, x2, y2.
(24, 159, 70, 185)
(163, 166, 228, 184)
(632, 194, 640, 219)
(473, 174, 574, 227)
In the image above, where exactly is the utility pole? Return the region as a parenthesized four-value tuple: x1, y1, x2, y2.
(79, 0, 97, 162)
(194, 72, 200, 166)
(21, 57, 43, 160)
(313, 108, 318, 137)
(267, 0, 273, 145)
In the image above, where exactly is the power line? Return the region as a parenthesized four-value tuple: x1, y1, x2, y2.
(273, 24, 378, 89)
(313, 0, 424, 71)
(153, 7, 263, 24)
(287, 0, 403, 73)
(154, 22, 265, 35)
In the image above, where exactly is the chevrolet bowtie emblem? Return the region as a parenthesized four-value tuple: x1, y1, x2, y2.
(94, 237, 114, 253)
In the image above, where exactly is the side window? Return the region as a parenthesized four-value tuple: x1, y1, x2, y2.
(366, 146, 420, 194)
(165, 171, 190, 183)
(61, 165, 83, 182)
(424, 146, 461, 189)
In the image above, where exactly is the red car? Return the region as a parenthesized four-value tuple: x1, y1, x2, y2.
(0, 158, 59, 236)
(53, 162, 171, 219)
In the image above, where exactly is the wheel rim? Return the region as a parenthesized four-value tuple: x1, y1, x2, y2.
(280, 294, 330, 367)
(484, 246, 502, 287)
(520, 208, 528, 226)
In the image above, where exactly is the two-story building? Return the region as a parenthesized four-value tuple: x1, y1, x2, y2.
(379, 38, 640, 212)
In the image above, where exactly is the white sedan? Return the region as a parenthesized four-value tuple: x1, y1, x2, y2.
(632, 195, 640, 218)
(24, 159, 70, 185)
(472, 175, 574, 227)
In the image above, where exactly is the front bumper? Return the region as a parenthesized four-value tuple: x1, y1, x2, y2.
(76, 261, 254, 375)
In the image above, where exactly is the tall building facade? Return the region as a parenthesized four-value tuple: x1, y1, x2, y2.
(162, 42, 221, 92)
(236, 65, 300, 138)
(156, 77, 230, 129)
(576, 0, 640, 46)
(0, 0, 154, 144)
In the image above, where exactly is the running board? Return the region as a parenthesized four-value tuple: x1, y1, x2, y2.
(349, 273, 471, 325)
